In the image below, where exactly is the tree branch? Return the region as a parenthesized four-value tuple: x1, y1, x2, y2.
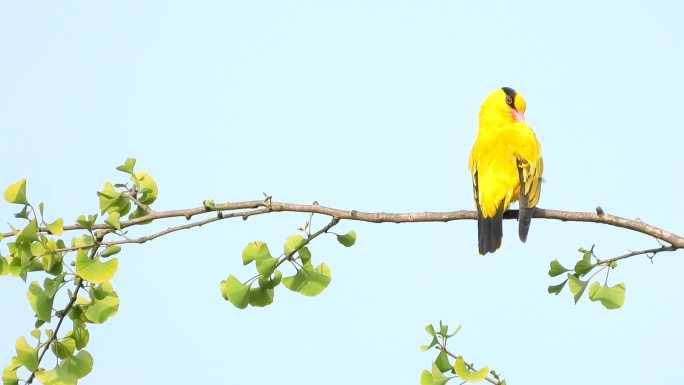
(3, 201, 683, 249)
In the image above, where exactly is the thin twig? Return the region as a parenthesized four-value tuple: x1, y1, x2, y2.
(438, 346, 500, 385)
(595, 245, 678, 265)
(274, 217, 340, 270)
(26, 279, 84, 383)
(124, 192, 152, 214)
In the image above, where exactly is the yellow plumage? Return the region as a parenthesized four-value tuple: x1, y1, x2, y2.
(468, 87, 543, 254)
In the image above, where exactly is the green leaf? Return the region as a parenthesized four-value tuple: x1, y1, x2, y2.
(62, 350, 93, 379)
(453, 357, 489, 383)
(548, 260, 569, 277)
(2, 361, 20, 385)
(567, 273, 588, 304)
(284, 234, 305, 256)
(42, 244, 63, 275)
(425, 324, 436, 337)
(30, 329, 40, 339)
(220, 275, 250, 309)
(548, 279, 568, 295)
(272, 269, 282, 286)
(128, 207, 147, 222)
(14, 205, 30, 220)
(298, 247, 311, 265)
(71, 235, 95, 250)
(100, 246, 121, 258)
(105, 212, 121, 230)
(257, 275, 272, 289)
(75, 214, 97, 232)
(72, 321, 89, 349)
(439, 322, 448, 337)
(45, 218, 64, 236)
(84, 283, 119, 323)
(4, 179, 28, 205)
(336, 230, 356, 247)
(574, 259, 594, 276)
(16, 219, 39, 244)
(248, 286, 274, 307)
(588, 282, 626, 309)
(256, 255, 277, 277)
(241, 241, 271, 266)
(67, 303, 85, 323)
(430, 362, 450, 385)
(447, 324, 462, 338)
(0, 257, 8, 276)
(435, 351, 452, 373)
(31, 242, 48, 257)
(75, 249, 118, 283)
(203, 200, 215, 210)
(15, 336, 39, 372)
(97, 182, 121, 214)
(282, 262, 331, 297)
(43, 275, 65, 298)
(34, 366, 77, 385)
(133, 172, 158, 205)
(8, 256, 22, 278)
(420, 336, 438, 351)
(91, 283, 112, 300)
(420, 370, 433, 385)
(51, 338, 76, 359)
(116, 158, 136, 174)
(26, 281, 54, 322)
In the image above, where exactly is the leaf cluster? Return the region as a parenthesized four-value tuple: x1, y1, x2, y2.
(221, 229, 356, 309)
(0, 159, 152, 384)
(547, 245, 625, 309)
(420, 322, 501, 385)
(1, 159, 357, 384)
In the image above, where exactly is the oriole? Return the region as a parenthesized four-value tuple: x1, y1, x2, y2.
(468, 87, 543, 254)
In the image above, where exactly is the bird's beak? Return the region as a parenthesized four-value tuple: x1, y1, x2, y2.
(510, 107, 525, 123)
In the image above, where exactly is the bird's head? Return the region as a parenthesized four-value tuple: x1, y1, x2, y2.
(479, 87, 527, 126)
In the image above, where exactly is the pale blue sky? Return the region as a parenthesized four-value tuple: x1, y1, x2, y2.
(1, 1, 683, 384)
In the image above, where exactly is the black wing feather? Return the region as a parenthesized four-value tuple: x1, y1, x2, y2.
(517, 159, 535, 243)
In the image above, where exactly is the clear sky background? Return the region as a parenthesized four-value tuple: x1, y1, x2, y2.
(1, 1, 683, 384)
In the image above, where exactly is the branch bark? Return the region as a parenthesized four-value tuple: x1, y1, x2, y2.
(3, 200, 683, 249)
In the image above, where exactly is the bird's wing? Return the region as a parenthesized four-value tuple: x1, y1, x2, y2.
(515, 124, 543, 242)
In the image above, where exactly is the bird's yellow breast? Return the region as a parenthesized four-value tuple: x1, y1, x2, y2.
(469, 120, 542, 218)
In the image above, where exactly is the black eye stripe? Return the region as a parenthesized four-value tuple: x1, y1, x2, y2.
(501, 87, 517, 109)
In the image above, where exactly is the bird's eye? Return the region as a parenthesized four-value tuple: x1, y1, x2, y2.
(505, 95, 513, 106)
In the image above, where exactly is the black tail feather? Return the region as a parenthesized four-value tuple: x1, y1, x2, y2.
(477, 204, 504, 254)
(518, 206, 535, 243)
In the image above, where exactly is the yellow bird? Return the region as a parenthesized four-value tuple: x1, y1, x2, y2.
(468, 87, 543, 254)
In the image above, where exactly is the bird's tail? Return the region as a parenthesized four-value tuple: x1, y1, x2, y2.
(477, 204, 503, 255)
(518, 206, 535, 242)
